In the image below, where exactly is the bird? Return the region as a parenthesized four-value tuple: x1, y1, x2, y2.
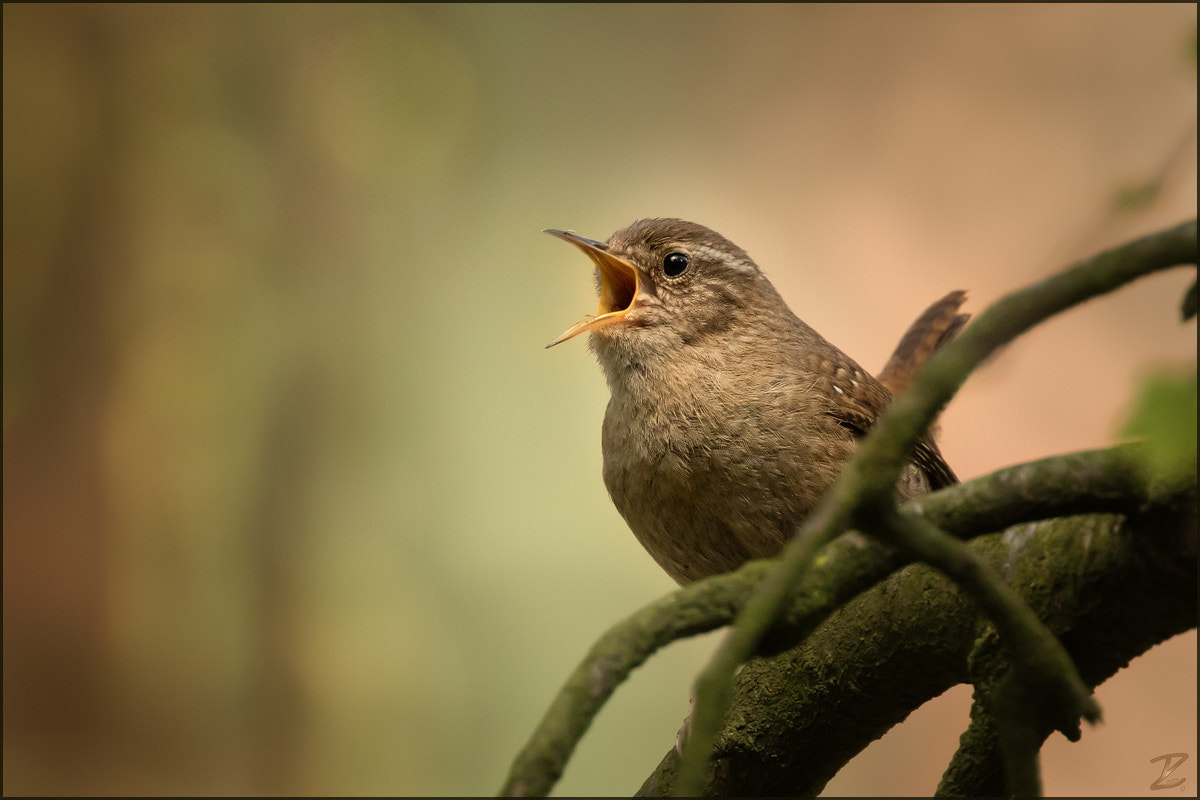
(546, 218, 966, 586)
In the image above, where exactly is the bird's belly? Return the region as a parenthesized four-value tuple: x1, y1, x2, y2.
(600, 406, 846, 585)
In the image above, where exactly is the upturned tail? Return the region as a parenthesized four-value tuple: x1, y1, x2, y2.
(877, 290, 969, 396)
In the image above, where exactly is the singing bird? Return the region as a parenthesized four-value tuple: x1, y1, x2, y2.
(547, 218, 966, 585)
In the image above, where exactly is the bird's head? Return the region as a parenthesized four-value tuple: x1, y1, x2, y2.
(545, 218, 786, 354)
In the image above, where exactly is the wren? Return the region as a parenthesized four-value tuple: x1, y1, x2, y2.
(547, 218, 965, 585)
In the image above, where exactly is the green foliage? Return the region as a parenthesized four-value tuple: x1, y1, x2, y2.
(1120, 371, 1198, 485)
(1112, 181, 1162, 212)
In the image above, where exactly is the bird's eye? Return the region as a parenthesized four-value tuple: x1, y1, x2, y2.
(663, 252, 690, 277)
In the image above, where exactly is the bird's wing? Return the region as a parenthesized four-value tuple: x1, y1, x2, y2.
(911, 439, 958, 489)
(809, 351, 959, 490)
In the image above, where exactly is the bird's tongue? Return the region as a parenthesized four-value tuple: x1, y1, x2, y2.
(544, 229, 640, 348)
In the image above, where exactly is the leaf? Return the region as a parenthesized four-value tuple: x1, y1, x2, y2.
(1119, 371, 1198, 484)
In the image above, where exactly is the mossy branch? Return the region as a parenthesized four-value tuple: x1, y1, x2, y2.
(637, 504, 1195, 796)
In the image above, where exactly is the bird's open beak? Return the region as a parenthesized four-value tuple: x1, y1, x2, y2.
(544, 229, 641, 348)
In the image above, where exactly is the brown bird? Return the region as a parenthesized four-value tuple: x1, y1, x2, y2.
(546, 218, 966, 585)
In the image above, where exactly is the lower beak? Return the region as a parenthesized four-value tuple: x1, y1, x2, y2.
(544, 229, 641, 348)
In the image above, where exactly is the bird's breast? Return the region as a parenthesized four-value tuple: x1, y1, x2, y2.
(597, 372, 853, 584)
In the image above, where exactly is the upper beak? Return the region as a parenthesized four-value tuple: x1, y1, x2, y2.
(544, 229, 641, 348)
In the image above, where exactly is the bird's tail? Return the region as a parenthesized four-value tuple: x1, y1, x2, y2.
(876, 290, 970, 396)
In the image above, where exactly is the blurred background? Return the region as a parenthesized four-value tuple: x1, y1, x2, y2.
(4, 4, 1196, 796)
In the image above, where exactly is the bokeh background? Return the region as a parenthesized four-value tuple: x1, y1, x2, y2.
(4, 4, 1196, 796)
